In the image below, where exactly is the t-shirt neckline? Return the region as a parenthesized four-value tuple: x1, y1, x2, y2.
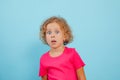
(47, 47, 67, 59)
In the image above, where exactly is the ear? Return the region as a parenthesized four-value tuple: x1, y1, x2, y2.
(63, 33, 67, 41)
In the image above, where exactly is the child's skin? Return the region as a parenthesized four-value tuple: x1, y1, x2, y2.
(41, 22, 86, 80)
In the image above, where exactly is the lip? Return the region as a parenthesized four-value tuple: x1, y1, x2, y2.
(51, 40, 56, 43)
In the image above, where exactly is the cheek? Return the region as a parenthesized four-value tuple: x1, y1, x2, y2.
(45, 35, 50, 41)
(46, 34, 50, 38)
(58, 35, 65, 41)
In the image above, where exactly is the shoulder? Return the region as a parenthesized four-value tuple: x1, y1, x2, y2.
(40, 51, 49, 62)
(65, 47, 78, 55)
(66, 47, 77, 52)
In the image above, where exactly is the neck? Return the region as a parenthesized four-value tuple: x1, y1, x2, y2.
(50, 45, 65, 54)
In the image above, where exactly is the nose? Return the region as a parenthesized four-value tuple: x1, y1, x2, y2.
(51, 33, 55, 38)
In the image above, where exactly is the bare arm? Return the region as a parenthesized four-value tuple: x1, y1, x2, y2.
(41, 75, 47, 80)
(76, 67, 86, 80)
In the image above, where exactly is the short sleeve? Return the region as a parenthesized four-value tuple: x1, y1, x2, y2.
(39, 58, 47, 76)
(72, 49, 85, 70)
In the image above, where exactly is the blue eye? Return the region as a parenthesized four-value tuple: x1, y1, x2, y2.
(46, 31, 52, 35)
(55, 31, 59, 34)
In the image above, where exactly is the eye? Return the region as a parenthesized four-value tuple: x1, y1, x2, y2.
(46, 31, 52, 35)
(55, 30, 60, 34)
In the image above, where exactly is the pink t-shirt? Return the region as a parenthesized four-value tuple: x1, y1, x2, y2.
(39, 47, 85, 80)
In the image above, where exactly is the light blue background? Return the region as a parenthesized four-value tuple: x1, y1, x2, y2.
(0, 0, 120, 80)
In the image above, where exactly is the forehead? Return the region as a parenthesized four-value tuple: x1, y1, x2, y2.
(46, 22, 62, 30)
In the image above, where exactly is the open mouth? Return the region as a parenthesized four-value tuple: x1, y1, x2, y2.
(51, 40, 56, 43)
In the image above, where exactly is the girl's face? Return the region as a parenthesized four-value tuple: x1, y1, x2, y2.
(45, 22, 65, 49)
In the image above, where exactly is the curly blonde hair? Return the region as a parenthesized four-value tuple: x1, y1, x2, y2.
(40, 16, 73, 45)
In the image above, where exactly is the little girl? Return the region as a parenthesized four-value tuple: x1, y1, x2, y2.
(39, 16, 86, 80)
